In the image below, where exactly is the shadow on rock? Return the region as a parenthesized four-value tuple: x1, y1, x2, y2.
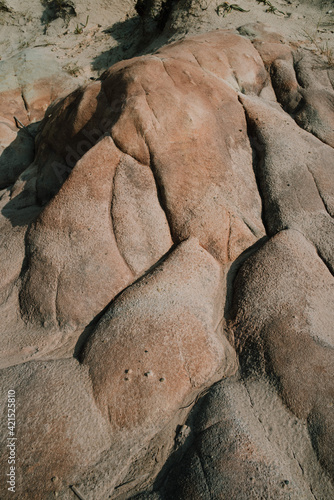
(1, 123, 43, 227)
(0, 124, 38, 190)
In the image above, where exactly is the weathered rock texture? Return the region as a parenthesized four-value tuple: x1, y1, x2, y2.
(0, 25, 333, 500)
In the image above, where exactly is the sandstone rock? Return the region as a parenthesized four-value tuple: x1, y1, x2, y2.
(0, 47, 86, 193)
(78, 238, 237, 498)
(83, 238, 237, 433)
(14, 30, 270, 346)
(270, 50, 334, 148)
(0, 25, 334, 500)
(20, 136, 134, 331)
(34, 30, 266, 262)
(0, 358, 111, 499)
(238, 22, 294, 68)
(231, 230, 334, 479)
(0, 239, 237, 500)
(240, 93, 334, 273)
(291, 51, 334, 147)
(0, 47, 85, 124)
(160, 377, 334, 500)
(239, 23, 334, 148)
(111, 153, 173, 275)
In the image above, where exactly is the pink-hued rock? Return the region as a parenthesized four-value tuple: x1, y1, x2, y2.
(20, 136, 134, 331)
(34, 31, 266, 264)
(0, 358, 112, 499)
(240, 93, 334, 273)
(83, 238, 237, 435)
(0, 27, 334, 500)
(17, 30, 268, 336)
(111, 153, 173, 275)
(161, 377, 334, 500)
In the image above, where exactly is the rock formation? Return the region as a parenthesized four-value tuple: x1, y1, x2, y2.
(0, 13, 334, 500)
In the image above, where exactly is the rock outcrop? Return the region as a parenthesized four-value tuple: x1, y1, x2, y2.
(0, 24, 333, 500)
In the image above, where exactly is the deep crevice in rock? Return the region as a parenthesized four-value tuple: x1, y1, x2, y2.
(239, 98, 269, 236)
(314, 245, 334, 278)
(20, 90, 30, 115)
(147, 150, 176, 245)
(306, 164, 334, 219)
(109, 161, 136, 276)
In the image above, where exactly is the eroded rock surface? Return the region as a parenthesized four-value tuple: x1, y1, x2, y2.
(0, 26, 333, 499)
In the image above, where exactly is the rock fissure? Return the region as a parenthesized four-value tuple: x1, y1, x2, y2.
(305, 164, 334, 219)
(314, 246, 334, 278)
(109, 161, 135, 275)
(147, 150, 175, 244)
(161, 59, 178, 87)
(239, 100, 268, 235)
(20, 89, 30, 116)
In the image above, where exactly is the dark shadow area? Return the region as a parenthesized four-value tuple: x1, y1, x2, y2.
(91, 16, 145, 73)
(0, 1, 11, 12)
(136, 0, 178, 32)
(92, 0, 178, 73)
(0, 125, 35, 190)
(1, 199, 42, 228)
(1, 122, 43, 228)
(40, 0, 76, 25)
(33, 80, 126, 206)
